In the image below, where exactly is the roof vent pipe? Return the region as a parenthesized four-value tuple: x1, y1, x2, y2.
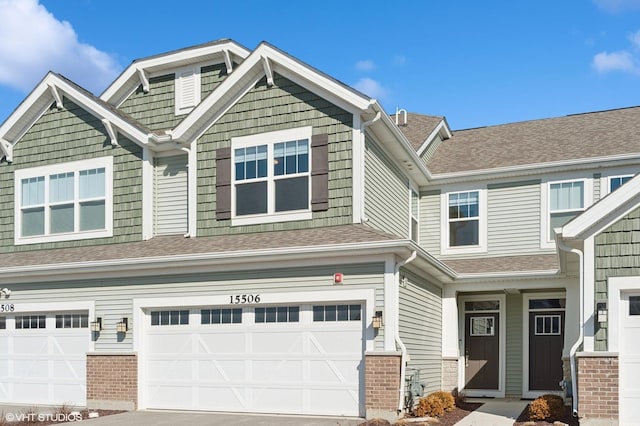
(395, 108, 407, 126)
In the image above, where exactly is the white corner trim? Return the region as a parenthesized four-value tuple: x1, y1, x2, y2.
(141, 148, 154, 240)
(187, 140, 198, 238)
(351, 116, 363, 224)
(441, 288, 459, 358)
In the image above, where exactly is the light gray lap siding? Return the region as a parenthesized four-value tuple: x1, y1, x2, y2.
(364, 136, 410, 239)
(419, 190, 440, 255)
(11, 263, 384, 352)
(196, 73, 354, 236)
(398, 267, 442, 394)
(0, 99, 143, 253)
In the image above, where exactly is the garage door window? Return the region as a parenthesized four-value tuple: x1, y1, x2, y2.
(56, 314, 88, 329)
(151, 310, 189, 326)
(201, 308, 242, 324)
(0, 316, 5, 329)
(630, 296, 640, 316)
(255, 306, 299, 323)
(16, 315, 46, 329)
(313, 304, 361, 322)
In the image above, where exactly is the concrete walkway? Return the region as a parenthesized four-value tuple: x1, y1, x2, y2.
(454, 399, 528, 426)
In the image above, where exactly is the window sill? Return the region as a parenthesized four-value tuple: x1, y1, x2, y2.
(231, 211, 312, 227)
(15, 228, 113, 246)
(440, 244, 487, 256)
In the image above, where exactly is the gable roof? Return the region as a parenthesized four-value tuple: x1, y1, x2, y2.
(0, 72, 154, 158)
(391, 112, 445, 151)
(427, 106, 640, 175)
(560, 172, 640, 241)
(100, 39, 250, 107)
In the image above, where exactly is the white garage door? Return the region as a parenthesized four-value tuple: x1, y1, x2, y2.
(143, 303, 364, 416)
(621, 294, 640, 426)
(0, 312, 90, 406)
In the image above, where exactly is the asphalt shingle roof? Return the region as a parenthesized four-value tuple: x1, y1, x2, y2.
(427, 106, 640, 174)
(391, 112, 443, 151)
(443, 254, 558, 275)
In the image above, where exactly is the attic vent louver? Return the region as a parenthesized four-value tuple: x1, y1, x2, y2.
(395, 107, 407, 126)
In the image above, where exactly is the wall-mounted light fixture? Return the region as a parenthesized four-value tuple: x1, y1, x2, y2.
(372, 310, 383, 329)
(0, 288, 11, 299)
(597, 302, 608, 324)
(90, 317, 102, 332)
(116, 318, 129, 333)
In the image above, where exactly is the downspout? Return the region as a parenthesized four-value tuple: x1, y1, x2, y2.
(557, 237, 584, 418)
(395, 250, 417, 413)
(360, 110, 381, 222)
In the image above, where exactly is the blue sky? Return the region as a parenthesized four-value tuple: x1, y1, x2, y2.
(1, 0, 639, 130)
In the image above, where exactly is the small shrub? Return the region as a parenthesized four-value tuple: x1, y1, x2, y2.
(414, 393, 445, 418)
(430, 390, 455, 411)
(529, 394, 565, 421)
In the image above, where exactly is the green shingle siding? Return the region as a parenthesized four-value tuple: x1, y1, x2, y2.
(594, 206, 640, 350)
(0, 99, 142, 253)
(398, 268, 442, 394)
(118, 74, 178, 130)
(201, 63, 228, 98)
(364, 135, 410, 238)
(196, 73, 354, 236)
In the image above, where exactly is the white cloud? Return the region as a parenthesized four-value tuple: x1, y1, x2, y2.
(592, 51, 636, 73)
(594, 0, 640, 13)
(355, 60, 375, 72)
(630, 30, 640, 49)
(0, 0, 120, 93)
(353, 77, 388, 99)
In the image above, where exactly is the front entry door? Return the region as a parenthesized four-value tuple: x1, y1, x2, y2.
(529, 311, 564, 390)
(465, 313, 499, 390)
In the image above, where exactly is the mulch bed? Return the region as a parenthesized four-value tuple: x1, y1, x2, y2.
(358, 400, 483, 426)
(514, 403, 580, 426)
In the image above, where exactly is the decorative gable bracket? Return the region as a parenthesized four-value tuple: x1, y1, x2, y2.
(223, 49, 234, 74)
(261, 55, 274, 87)
(0, 138, 13, 163)
(101, 119, 119, 146)
(137, 68, 150, 93)
(48, 84, 64, 109)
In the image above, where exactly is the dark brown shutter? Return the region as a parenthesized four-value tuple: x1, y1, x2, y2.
(215, 147, 232, 220)
(311, 133, 329, 211)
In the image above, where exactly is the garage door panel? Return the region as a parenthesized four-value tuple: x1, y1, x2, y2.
(253, 360, 303, 382)
(148, 359, 192, 380)
(309, 359, 359, 383)
(14, 383, 49, 404)
(147, 333, 191, 353)
(14, 336, 47, 353)
(197, 387, 247, 410)
(198, 359, 245, 381)
(310, 331, 362, 354)
(197, 332, 245, 353)
(252, 332, 303, 353)
(52, 359, 84, 379)
(310, 388, 358, 413)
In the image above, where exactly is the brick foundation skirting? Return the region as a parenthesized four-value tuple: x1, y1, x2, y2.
(577, 353, 618, 421)
(86, 353, 137, 411)
(365, 352, 401, 420)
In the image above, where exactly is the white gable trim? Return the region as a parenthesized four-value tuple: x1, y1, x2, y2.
(562, 173, 640, 240)
(416, 119, 452, 157)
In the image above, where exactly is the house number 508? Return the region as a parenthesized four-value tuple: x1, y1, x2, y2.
(230, 294, 261, 304)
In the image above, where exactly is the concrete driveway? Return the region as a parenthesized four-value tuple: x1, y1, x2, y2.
(61, 410, 364, 425)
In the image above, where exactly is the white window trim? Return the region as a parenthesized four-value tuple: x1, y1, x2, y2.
(604, 174, 634, 195)
(440, 187, 487, 255)
(540, 177, 592, 249)
(409, 185, 419, 243)
(231, 126, 313, 227)
(174, 65, 201, 116)
(14, 157, 113, 245)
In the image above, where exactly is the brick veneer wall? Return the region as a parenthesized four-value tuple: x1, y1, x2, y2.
(442, 357, 458, 392)
(365, 353, 401, 420)
(577, 354, 618, 421)
(86, 353, 137, 410)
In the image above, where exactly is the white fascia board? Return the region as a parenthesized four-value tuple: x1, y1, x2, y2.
(171, 43, 372, 142)
(0, 74, 52, 143)
(0, 240, 415, 284)
(562, 173, 640, 240)
(416, 119, 451, 157)
(429, 152, 640, 185)
(454, 269, 561, 282)
(100, 41, 250, 104)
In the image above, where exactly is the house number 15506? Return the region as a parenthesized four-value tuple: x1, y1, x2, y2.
(230, 294, 261, 304)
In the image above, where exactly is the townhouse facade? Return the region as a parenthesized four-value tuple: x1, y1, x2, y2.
(0, 39, 637, 425)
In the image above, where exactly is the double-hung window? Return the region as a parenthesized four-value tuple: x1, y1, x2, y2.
(231, 127, 312, 225)
(15, 157, 113, 244)
(609, 175, 632, 193)
(548, 180, 584, 240)
(448, 191, 479, 246)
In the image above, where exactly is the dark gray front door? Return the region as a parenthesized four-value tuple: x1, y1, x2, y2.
(465, 313, 499, 390)
(529, 311, 564, 390)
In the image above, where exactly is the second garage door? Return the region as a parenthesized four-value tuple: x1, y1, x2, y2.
(142, 303, 364, 416)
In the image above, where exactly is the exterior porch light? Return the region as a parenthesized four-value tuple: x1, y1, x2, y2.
(597, 301, 608, 324)
(116, 318, 129, 333)
(372, 310, 383, 329)
(90, 317, 102, 332)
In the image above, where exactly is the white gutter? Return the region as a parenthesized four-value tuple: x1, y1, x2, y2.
(360, 109, 381, 222)
(395, 250, 417, 413)
(556, 235, 583, 418)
